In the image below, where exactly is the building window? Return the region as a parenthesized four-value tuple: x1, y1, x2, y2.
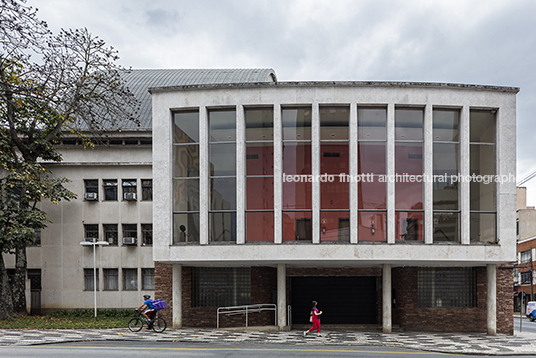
(521, 271, 532, 285)
(282, 107, 312, 242)
(469, 110, 496, 242)
(103, 179, 118, 201)
(103, 224, 118, 246)
(209, 109, 237, 242)
(122, 224, 137, 245)
(358, 107, 387, 242)
(418, 267, 476, 308)
(142, 179, 153, 201)
(103, 269, 118, 290)
(173, 110, 200, 244)
(84, 179, 99, 200)
(84, 268, 99, 291)
(395, 108, 424, 242)
(122, 179, 137, 201)
(142, 268, 155, 290)
(433, 109, 460, 242)
(123, 268, 138, 290)
(192, 267, 250, 307)
(521, 250, 532, 263)
(320, 106, 349, 242)
(84, 224, 98, 242)
(245, 107, 274, 242)
(142, 224, 152, 245)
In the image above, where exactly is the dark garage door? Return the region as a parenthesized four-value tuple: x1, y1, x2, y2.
(290, 276, 377, 325)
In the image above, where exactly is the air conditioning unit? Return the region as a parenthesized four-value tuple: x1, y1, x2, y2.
(124, 192, 137, 201)
(85, 237, 96, 243)
(123, 237, 137, 245)
(84, 192, 98, 200)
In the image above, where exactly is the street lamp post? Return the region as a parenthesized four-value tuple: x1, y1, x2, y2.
(80, 240, 109, 318)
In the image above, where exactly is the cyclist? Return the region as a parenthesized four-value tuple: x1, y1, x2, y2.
(136, 294, 155, 322)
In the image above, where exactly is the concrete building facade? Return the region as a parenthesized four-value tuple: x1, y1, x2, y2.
(150, 81, 518, 334)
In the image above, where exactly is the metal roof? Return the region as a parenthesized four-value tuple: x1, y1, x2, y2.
(120, 68, 277, 130)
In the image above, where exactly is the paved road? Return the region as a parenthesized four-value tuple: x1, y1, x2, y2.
(2, 341, 536, 358)
(515, 317, 536, 334)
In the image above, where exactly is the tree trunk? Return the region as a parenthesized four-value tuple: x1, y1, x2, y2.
(12, 247, 27, 315)
(0, 251, 15, 320)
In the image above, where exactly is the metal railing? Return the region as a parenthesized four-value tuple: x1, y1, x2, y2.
(287, 305, 292, 327)
(217, 304, 277, 328)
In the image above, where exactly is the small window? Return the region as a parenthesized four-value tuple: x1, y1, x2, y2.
(30, 227, 41, 246)
(103, 269, 118, 290)
(142, 224, 153, 246)
(103, 224, 118, 246)
(142, 268, 155, 290)
(123, 268, 138, 290)
(122, 224, 137, 243)
(84, 268, 99, 291)
(84, 224, 98, 242)
(521, 250, 532, 263)
(103, 180, 118, 201)
(122, 179, 137, 200)
(521, 271, 532, 285)
(142, 180, 153, 201)
(84, 179, 98, 195)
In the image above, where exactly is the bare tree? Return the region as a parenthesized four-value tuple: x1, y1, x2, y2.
(0, 0, 139, 319)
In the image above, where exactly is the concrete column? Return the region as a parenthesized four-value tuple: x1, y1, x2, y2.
(277, 263, 287, 329)
(236, 105, 245, 244)
(487, 264, 497, 335)
(424, 105, 433, 244)
(387, 104, 395, 244)
(460, 106, 470, 245)
(382, 264, 392, 333)
(172, 264, 182, 329)
(350, 103, 358, 243)
(312, 103, 320, 244)
(200, 107, 209, 245)
(274, 104, 282, 244)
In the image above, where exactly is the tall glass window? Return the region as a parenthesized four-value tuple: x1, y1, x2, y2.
(470, 110, 496, 242)
(395, 108, 424, 242)
(282, 107, 312, 242)
(320, 106, 349, 242)
(245, 108, 274, 242)
(358, 108, 387, 242)
(433, 109, 460, 242)
(173, 110, 200, 244)
(209, 109, 237, 242)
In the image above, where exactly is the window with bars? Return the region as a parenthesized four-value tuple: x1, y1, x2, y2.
(521, 271, 532, 285)
(192, 267, 250, 307)
(84, 224, 98, 242)
(142, 268, 155, 290)
(103, 179, 118, 201)
(418, 267, 476, 308)
(123, 268, 138, 290)
(142, 179, 153, 201)
(103, 269, 118, 290)
(103, 224, 118, 245)
(142, 224, 153, 246)
(84, 268, 99, 291)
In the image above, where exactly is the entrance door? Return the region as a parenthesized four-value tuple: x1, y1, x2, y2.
(290, 276, 377, 324)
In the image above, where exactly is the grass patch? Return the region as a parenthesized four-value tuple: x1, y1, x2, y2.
(0, 309, 134, 329)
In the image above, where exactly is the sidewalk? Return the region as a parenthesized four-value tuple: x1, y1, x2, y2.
(1, 327, 536, 355)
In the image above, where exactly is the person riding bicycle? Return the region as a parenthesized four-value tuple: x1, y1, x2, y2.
(136, 294, 155, 322)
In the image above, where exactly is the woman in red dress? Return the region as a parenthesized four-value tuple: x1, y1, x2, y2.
(303, 300, 322, 337)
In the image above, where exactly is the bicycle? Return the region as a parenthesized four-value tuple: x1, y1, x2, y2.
(128, 309, 167, 333)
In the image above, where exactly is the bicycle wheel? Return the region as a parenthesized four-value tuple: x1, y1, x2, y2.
(152, 317, 166, 333)
(128, 318, 143, 332)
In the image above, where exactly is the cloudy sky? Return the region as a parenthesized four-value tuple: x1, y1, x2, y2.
(34, 0, 536, 203)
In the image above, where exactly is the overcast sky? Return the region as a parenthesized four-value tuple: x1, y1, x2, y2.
(34, 0, 536, 204)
